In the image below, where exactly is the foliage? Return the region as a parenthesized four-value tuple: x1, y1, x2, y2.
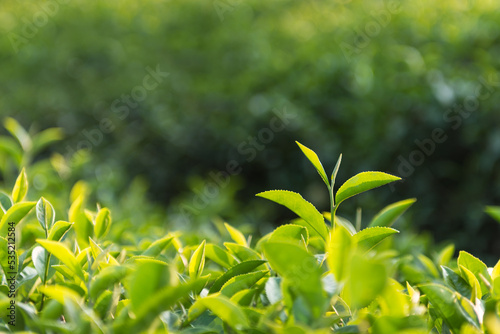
(1, 140, 500, 333)
(2, 0, 500, 259)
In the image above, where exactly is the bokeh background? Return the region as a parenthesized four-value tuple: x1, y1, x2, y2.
(1, 0, 500, 263)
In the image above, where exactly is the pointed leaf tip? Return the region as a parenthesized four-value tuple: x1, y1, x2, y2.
(295, 141, 330, 188)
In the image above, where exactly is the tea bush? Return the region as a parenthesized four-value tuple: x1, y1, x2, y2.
(3, 0, 500, 257)
(1, 139, 499, 333)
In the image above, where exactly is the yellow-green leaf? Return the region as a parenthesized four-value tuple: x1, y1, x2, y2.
(458, 251, 492, 296)
(335, 172, 401, 206)
(369, 198, 416, 227)
(220, 270, 268, 297)
(189, 240, 206, 278)
(39, 285, 83, 305)
(0, 201, 36, 236)
(205, 243, 239, 269)
(354, 227, 399, 252)
(224, 222, 247, 246)
(257, 190, 328, 241)
(188, 294, 249, 330)
(36, 197, 55, 231)
(142, 235, 174, 257)
(37, 239, 84, 281)
(48, 221, 73, 241)
(209, 260, 267, 294)
(94, 207, 111, 239)
(327, 225, 355, 282)
(296, 141, 329, 188)
(12, 168, 28, 203)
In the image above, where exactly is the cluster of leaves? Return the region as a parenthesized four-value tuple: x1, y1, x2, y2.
(1, 142, 500, 333)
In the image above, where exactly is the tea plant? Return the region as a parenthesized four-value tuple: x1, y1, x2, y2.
(0, 141, 499, 333)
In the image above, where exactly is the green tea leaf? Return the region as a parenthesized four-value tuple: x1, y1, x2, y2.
(220, 270, 268, 297)
(48, 221, 73, 241)
(142, 235, 174, 257)
(69, 194, 92, 248)
(189, 294, 249, 330)
(296, 141, 329, 188)
(368, 198, 416, 227)
(36, 197, 55, 231)
(442, 266, 472, 299)
(354, 227, 399, 252)
(189, 240, 206, 278)
(129, 260, 174, 313)
(32, 246, 56, 284)
(269, 224, 309, 245)
(418, 283, 480, 332)
(417, 254, 440, 278)
(205, 243, 239, 269)
(436, 244, 455, 267)
(209, 260, 267, 294)
(0, 137, 22, 167)
(263, 241, 326, 320)
(257, 190, 328, 241)
(132, 279, 204, 328)
(0, 191, 12, 212)
(4, 117, 31, 151)
(90, 265, 131, 300)
(224, 222, 247, 246)
(0, 201, 36, 236)
(327, 225, 355, 282)
(12, 168, 28, 203)
(94, 207, 111, 239)
(224, 242, 262, 261)
(343, 254, 387, 309)
(230, 289, 257, 306)
(39, 285, 83, 305)
(333, 215, 357, 235)
(492, 259, 500, 280)
(265, 277, 283, 304)
(457, 251, 491, 296)
(331, 154, 343, 192)
(36, 239, 84, 281)
(0, 236, 17, 277)
(31, 127, 64, 155)
(459, 265, 481, 300)
(485, 206, 500, 223)
(335, 172, 401, 206)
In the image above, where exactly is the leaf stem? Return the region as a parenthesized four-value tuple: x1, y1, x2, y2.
(40, 228, 49, 311)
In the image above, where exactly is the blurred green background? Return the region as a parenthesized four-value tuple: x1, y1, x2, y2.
(1, 0, 500, 263)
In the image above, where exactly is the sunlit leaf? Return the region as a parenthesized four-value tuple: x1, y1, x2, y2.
(188, 294, 249, 330)
(354, 227, 399, 252)
(224, 222, 247, 246)
(205, 243, 239, 269)
(458, 251, 492, 296)
(327, 225, 355, 282)
(189, 240, 206, 278)
(36, 197, 55, 231)
(296, 141, 329, 188)
(335, 172, 401, 206)
(0, 201, 36, 236)
(209, 260, 267, 294)
(257, 190, 328, 241)
(368, 198, 416, 227)
(48, 221, 73, 242)
(37, 239, 84, 281)
(94, 207, 111, 239)
(12, 168, 28, 203)
(220, 270, 268, 297)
